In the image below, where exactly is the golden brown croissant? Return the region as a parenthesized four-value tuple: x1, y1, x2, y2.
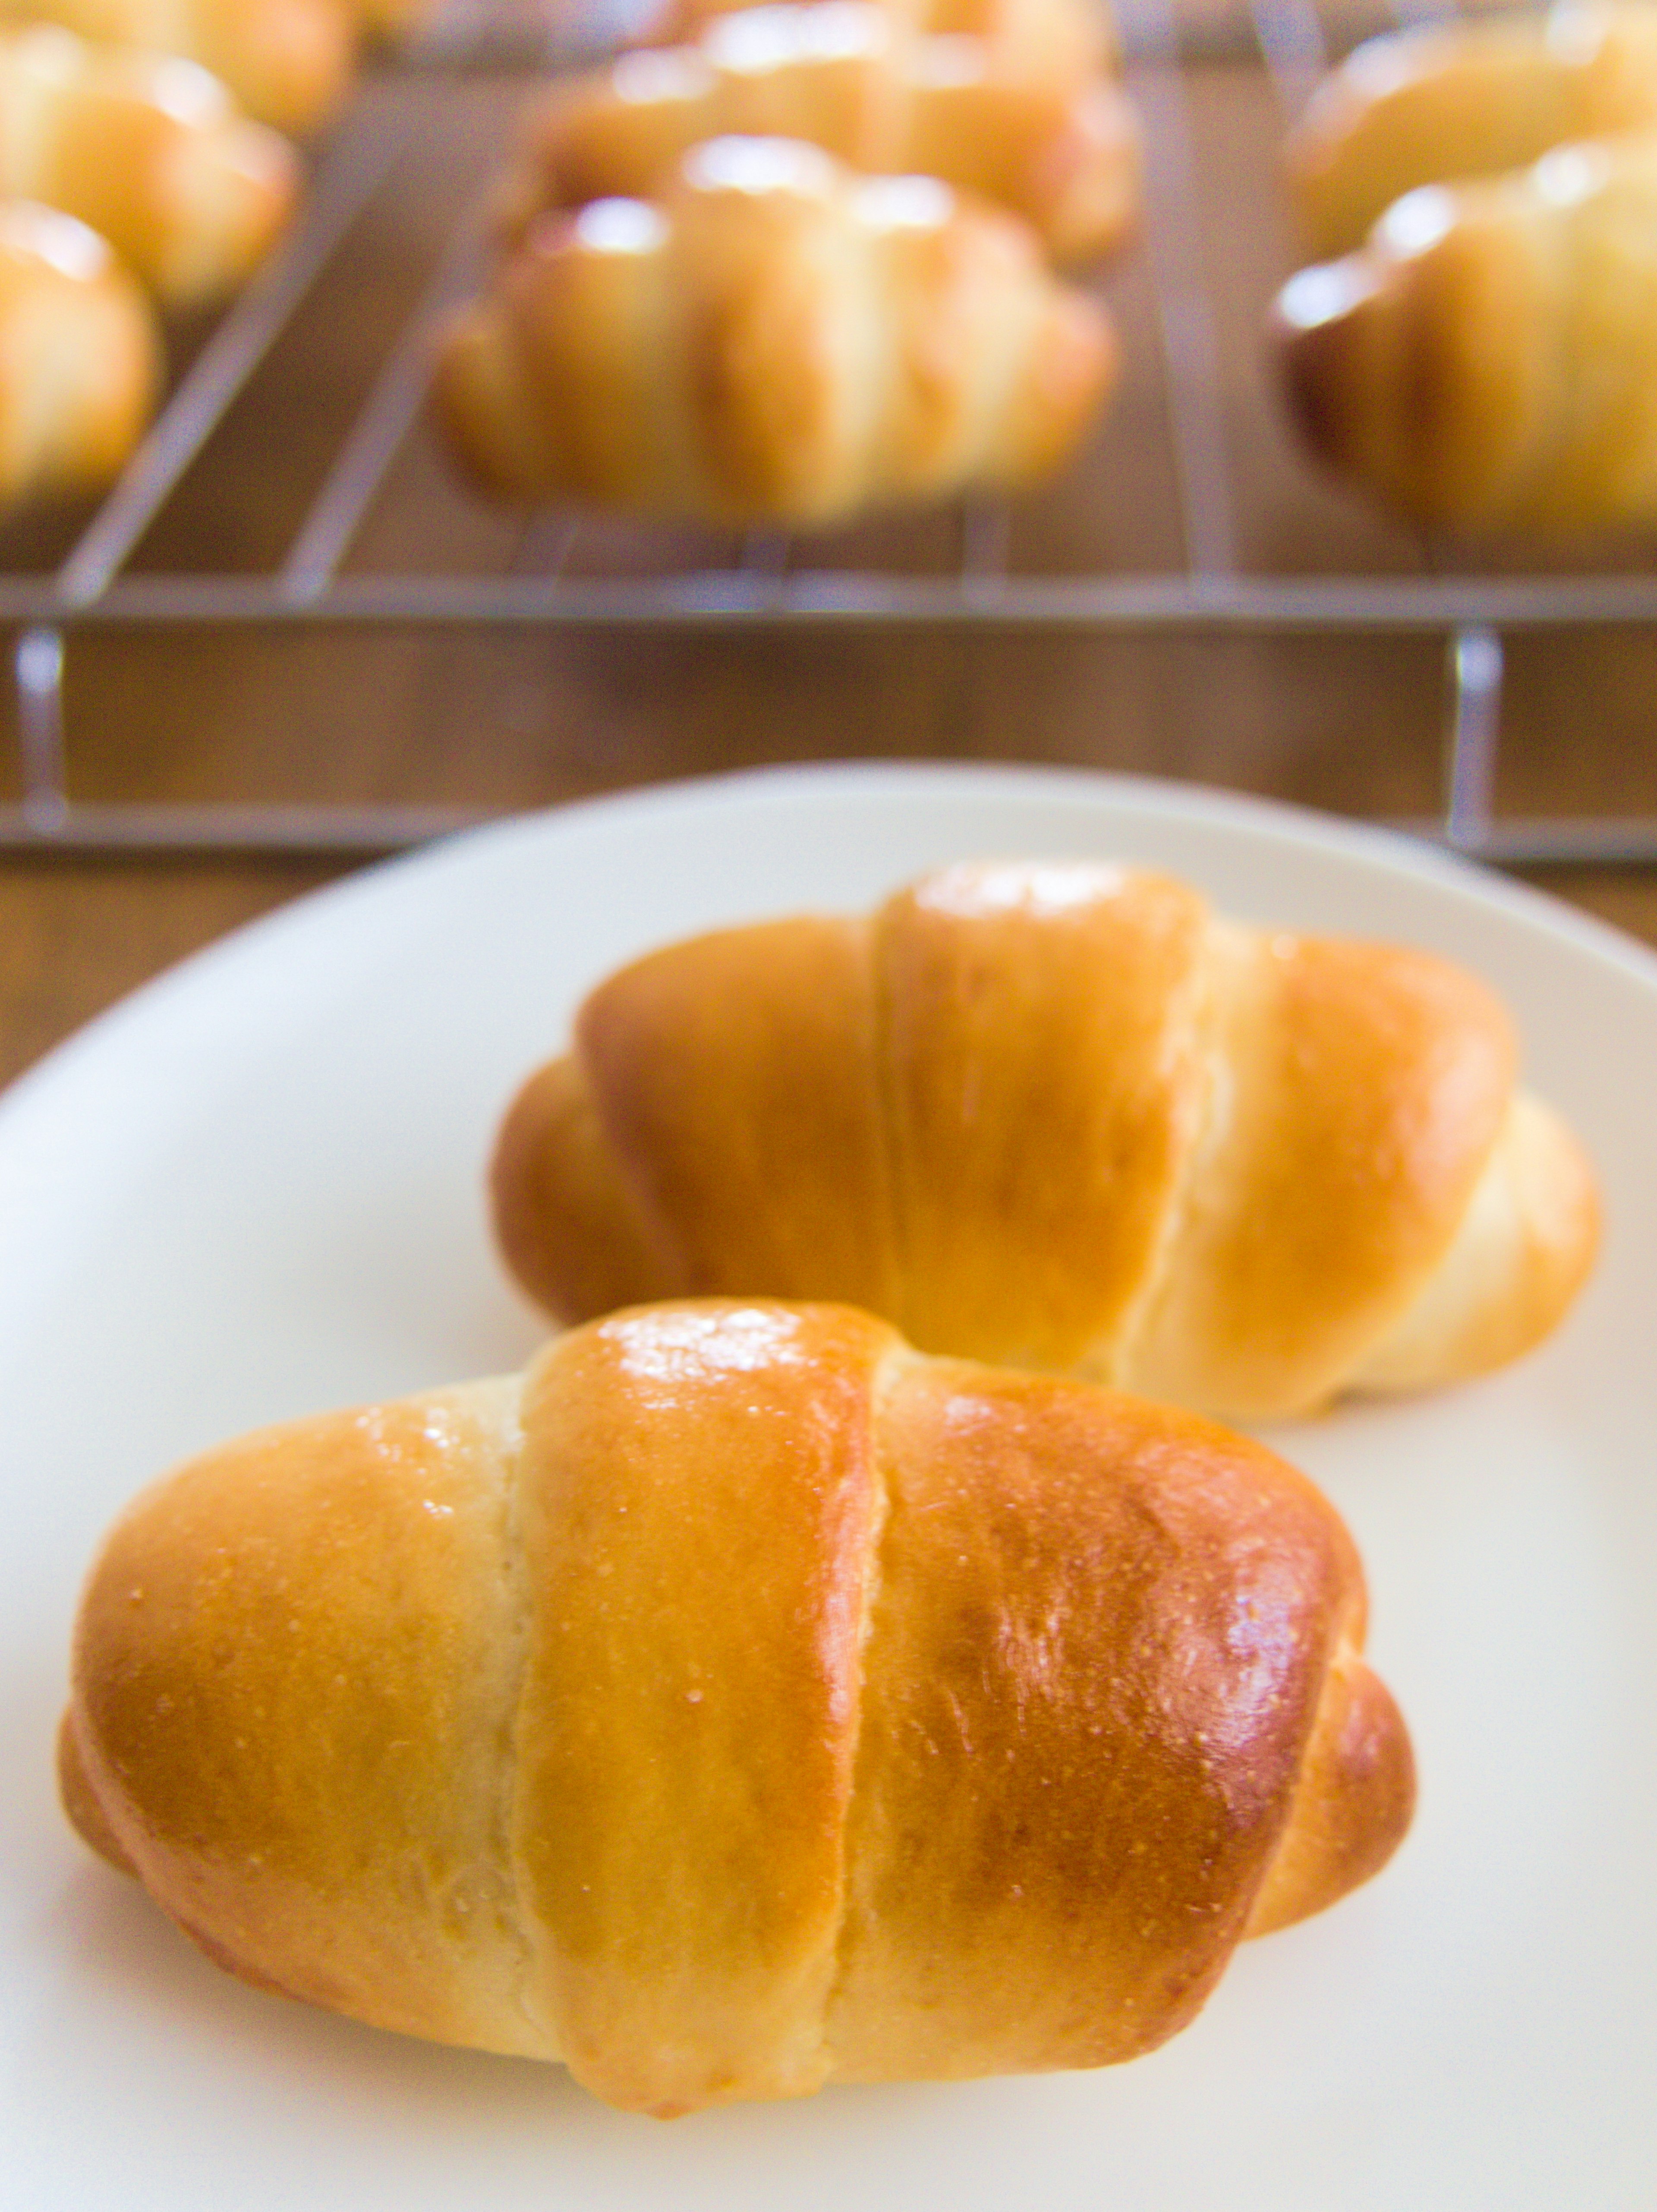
(1273, 131, 1657, 534)
(0, 24, 299, 305)
(0, 0, 355, 131)
(639, 0, 1115, 89)
(506, 2, 1140, 265)
(491, 861, 1598, 1421)
(1284, 2, 1657, 261)
(0, 199, 159, 501)
(437, 138, 1116, 524)
(61, 1298, 1414, 2116)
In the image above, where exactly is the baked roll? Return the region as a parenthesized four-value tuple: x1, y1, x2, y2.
(437, 138, 1116, 524)
(0, 24, 299, 305)
(1274, 132, 1657, 534)
(506, 1, 1140, 265)
(1285, 2, 1657, 260)
(638, 0, 1115, 91)
(491, 861, 1598, 1420)
(0, 199, 159, 503)
(62, 1299, 1414, 2115)
(0, 0, 356, 131)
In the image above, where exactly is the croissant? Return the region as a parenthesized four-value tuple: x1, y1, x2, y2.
(505, 2, 1140, 265)
(491, 861, 1599, 1422)
(1273, 132, 1657, 534)
(0, 198, 159, 503)
(0, 25, 299, 305)
(0, 0, 355, 131)
(1284, 2, 1657, 261)
(638, 0, 1115, 89)
(61, 1298, 1414, 2116)
(437, 138, 1116, 525)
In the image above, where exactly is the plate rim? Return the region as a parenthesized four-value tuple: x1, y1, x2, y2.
(7, 762, 1657, 1158)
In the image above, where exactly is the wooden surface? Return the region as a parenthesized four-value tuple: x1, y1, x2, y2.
(5, 29, 1657, 1095)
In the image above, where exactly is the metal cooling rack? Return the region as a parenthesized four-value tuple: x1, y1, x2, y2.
(5, 0, 1654, 861)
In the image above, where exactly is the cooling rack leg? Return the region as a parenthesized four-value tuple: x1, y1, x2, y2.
(1444, 623, 1502, 855)
(16, 626, 66, 839)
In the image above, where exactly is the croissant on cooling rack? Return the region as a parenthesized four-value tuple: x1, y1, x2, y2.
(0, 0, 356, 131)
(1273, 132, 1657, 534)
(0, 199, 159, 505)
(638, 0, 1115, 89)
(1283, 1, 1657, 260)
(61, 1298, 1413, 2115)
(505, 1, 1140, 265)
(437, 137, 1116, 525)
(491, 860, 1598, 1422)
(0, 25, 299, 306)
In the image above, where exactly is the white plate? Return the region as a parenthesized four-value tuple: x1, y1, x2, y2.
(3, 764, 1653, 2211)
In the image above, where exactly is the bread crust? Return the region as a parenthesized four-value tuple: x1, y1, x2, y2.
(510, 3, 1140, 266)
(438, 141, 1116, 524)
(1285, 3, 1657, 261)
(0, 200, 159, 503)
(492, 862, 1595, 1419)
(0, 0, 355, 131)
(63, 1301, 1413, 2112)
(1273, 135, 1657, 534)
(0, 24, 299, 305)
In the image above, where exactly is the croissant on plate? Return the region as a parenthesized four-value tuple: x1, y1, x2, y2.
(0, 198, 159, 503)
(0, 0, 356, 131)
(1274, 132, 1657, 534)
(0, 24, 299, 305)
(61, 1298, 1414, 2116)
(506, 1, 1140, 265)
(437, 138, 1116, 525)
(1284, 1, 1657, 259)
(491, 860, 1598, 1421)
(638, 0, 1115, 90)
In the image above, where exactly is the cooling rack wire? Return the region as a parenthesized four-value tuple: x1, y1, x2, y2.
(6, 0, 1654, 861)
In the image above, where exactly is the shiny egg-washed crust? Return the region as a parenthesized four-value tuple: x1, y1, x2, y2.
(0, 0, 354, 131)
(1284, 3, 1657, 261)
(1273, 132, 1657, 535)
(0, 201, 160, 504)
(637, 0, 1116, 90)
(63, 1300, 1414, 2115)
(492, 861, 1598, 1421)
(506, 3, 1139, 265)
(437, 138, 1115, 525)
(0, 24, 299, 305)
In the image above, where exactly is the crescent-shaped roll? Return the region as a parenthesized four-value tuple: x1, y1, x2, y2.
(0, 199, 160, 502)
(0, 25, 299, 305)
(61, 1299, 1414, 2116)
(637, 0, 1115, 90)
(0, 0, 356, 132)
(437, 138, 1116, 525)
(490, 861, 1599, 1421)
(1284, 2, 1657, 261)
(504, 2, 1140, 265)
(1273, 132, 1657, 535)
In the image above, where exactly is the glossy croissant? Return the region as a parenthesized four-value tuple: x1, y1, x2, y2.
(0, 200, 158, 504)
(636, 0, 1116, 90)
(1283, 1, 1657, 260)
(1274, 132, 1657, 535)
(0, 23, 298, 305)
(0, 0, 355, 130)
(438, 138, 1115, 525)
(62, 1300, 1414, 2115)
(506, 1, 1140, 265)
(492, 860, 1598, 1420)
